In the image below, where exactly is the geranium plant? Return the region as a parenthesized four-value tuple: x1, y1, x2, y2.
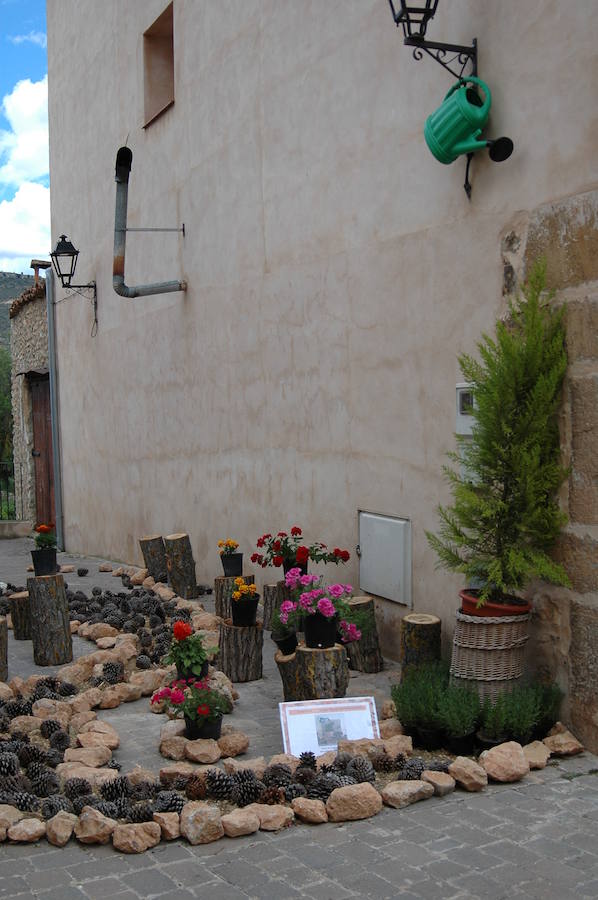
(32, 524, 57, 549)
(162, 620, 217, 676)
(151, 677, 232, 723)
(231, 577, 258, 602)
(218, 538, 239, 556)
(251, 526, 350, 570)
(278, 569, 363, 643)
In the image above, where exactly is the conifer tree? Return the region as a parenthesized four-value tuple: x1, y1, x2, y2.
(426, 261, 570, 606)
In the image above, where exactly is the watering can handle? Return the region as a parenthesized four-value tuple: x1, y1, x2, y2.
(444, 76, 492, 115)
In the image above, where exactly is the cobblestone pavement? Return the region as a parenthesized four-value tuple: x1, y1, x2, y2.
(2, 539, 598, 899)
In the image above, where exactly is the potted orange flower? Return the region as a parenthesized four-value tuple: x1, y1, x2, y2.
(231, 577, 260, 627)
(31, 524, 58, 576)
(218, 538, 243, 577)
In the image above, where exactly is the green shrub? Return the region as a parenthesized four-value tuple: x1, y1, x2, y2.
(534, 681, 563, 735)
(503, 686, 541, 743)
(480, 694, 508, 740)
(440, 685, 481, 737)
(391, 661, 449, 731)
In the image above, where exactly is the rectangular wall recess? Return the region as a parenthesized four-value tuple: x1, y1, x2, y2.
(358, 511, 412, 607)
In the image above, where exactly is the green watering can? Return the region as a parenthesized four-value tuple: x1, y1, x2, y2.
(424, 75, 513, 165)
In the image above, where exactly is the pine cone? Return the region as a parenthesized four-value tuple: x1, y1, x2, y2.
(334, 751, 353, 772)
(49, 730, 71, 751)
(335, 775, 358, 787)
(205, 769, 234, 801)
(185, 773, 207, 801)
(100, 775, 131, 801)
(154, 791, 185, 813)
(306, 774, 342, 802)
(371, 751, 398, 772)
(57, 681, 78, 697)
(40, 720, 62, 739)
(136, 655, 152, 670)
(95, 800, 119, 819)
(398, 757, 425, 781)
(107, 760, 122, 772)
(259, 786, 284, 805)
(0, 752, 19, 777)
(346, 756, 376, 784)
(424, 757, 450, 773)
(41, 796, 74, 819)
(12, 791, 40, 812)
(128, 801, 155, 823)
(30, 770, 60, 798)
(18, 744, 47, 767)
(283, 783, 307, 802)
(129, 781, 155, 802)
(64, 777, 92, 799)
(102, 661, 125, 685)
(73, 794, 101, 815)
(294, 766, 317, 786)
(230, 771, 265, 808)
(298, 751, 317, 770)
(262, 763, 293, 788)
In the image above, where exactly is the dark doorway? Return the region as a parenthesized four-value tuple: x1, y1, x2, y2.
(29, 374, 55, 526)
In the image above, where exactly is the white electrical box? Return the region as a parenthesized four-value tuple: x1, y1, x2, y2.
(456, 382, 475, 436)
(358, 511, 412, 607)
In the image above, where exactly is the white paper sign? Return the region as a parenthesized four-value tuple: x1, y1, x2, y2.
(279, 696, 380, 756)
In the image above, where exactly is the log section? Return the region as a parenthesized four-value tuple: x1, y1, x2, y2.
(214, 574, 255, 620)
(399, 613, 441, 677)
(139, 535, 168, 583)
(9, 591, 31, 640)
(27, 575, 73, 666)
(275, 644, 349, 701)
(345, 596, 384, 674)
(218, 618, 263, 683)
(164, 533, 198, 599)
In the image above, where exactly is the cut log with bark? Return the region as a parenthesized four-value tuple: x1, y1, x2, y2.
(9, 591, 31, 640)
(214, 575, 255, 620)
(262, 583, 279, 631)
(218, 619, 263, 683)
(399, 613, 441, 677)
(139, 535, 168, 582)
(164, 533, 198, 599)
(27, 575, 73, 667)
(345, 596, 384, 674)
(275, 644, 349, 701)
(0, 616, 7, 681)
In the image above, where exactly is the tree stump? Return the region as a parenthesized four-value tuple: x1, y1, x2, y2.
(218, 619, 263, 683)
(0, 617, 7, 681)
(399, 613, 441, 677)
(164, 533, 198, 599)
(27, 575, 73, 666)
(9, 591, 31, 640)
(262, 583, 279, 631)
(214, 575, 255, 620)
(345, 596, 383, 673)
(275, 644, 349, 701)
(139, 535, 167, 582)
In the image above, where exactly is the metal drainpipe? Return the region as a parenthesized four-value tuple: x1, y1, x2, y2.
(113, 146, 187, 298)
(46, 271, 64, 550)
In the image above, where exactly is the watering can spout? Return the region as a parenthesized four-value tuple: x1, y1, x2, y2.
(452, 136, 489, 157)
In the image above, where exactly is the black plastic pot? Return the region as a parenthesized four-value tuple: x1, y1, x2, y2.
(416, 727, 444, 751)
(272, 632, 298, 655)
(31, 548, 58, 576)
(176, 659, 209, 682)
(446, 732, 476, 756)
(184, 714, 223, 740)
(283, 558, 308, 575)
(221, 553, 243, 577)
(476, 730, 507, 752)
(304, 612, 337, 649)
(231, 595, 259, 627)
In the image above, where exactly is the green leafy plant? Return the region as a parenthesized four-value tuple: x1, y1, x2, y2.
(270, 604, 295, 639)
(426, 261, 570, 607)
(151, 678, 232, 722)
(32, 524, 57, 549)
(440, 685, 481, 737)
(391, 661, 449, 731)
(162, 621, 217, 676)
(480, 693, 508, 740)
(534, 681, 563, 736)
(503, 685, 541, 743)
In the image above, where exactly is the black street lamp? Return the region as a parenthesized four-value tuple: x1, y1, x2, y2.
(50, 234, 98, 334)
(387, 0, 477, 78)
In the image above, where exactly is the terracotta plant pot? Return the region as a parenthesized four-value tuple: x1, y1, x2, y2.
(231, 595, 259, 627)
(221, 553, 243, 577)
(184, 714, 223, 740)
(31, 548, 58, 576)
(460, 589, 531, 617)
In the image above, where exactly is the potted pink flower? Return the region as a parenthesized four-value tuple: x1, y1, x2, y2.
(151, 677, 232, 739)
(279, 569, 363, 649)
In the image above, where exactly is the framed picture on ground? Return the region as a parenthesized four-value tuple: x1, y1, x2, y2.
(279, 696, 380, 756)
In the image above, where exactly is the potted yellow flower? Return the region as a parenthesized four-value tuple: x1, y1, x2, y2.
(231, 577, 259, 627)
(218, 538, 243, 577)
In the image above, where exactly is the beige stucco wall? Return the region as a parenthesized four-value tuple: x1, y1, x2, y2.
(10, 289, 48, 523)
(47, 1, 598, 659)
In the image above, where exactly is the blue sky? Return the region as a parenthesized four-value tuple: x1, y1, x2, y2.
(0, 0, 49, 274)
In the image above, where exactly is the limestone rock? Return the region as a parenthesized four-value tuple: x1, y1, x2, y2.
(59, 565, 75, 573)
(112, 567, 124, 577)
(448, 756, 488, 792)
(160, 719, 186, 740)
(326, 783, 383, 822)
(114, 645, 139, 665)
(337, 738, 385, 758)
(74, 807, 117, 844)
(523, 740, 552, 769)
(422, 771, 456, 797)
(70, 688, 102, 712)
(70, 621, 80, 633)
(291, 797, 328, 824)
(381, 780, 434, 808)
(548, 721, 568, 735)
(56, 763, 117, 788)
(154, 584, 176, 602)
(221, 808, 261, 837)
(268, 753, 300, 773)
(8, 818, 46, 842)
(383, 735, 413, 757)
(217, 731, 250, 758)
(142, 576, 155, 589)
(160, 736, 189, 761)
(192, 612, 222, 630)
(153, 812, 180, 840)
(316, 751, 337, 769)
(130, 568, 149, 586)
(87, 623, 120, 641)
(8, 676, 25, 694)
(98, 688, 121, 709)
(112, 822, 161, 853)
(95, 637, 116, 649)
(379, 719, 405, 739)
(184, 739, 221, 764)
(59, 659, 95, 685)
(0, 805, 24, 829)
(221, 756, 267, 779)
(9, 715, 40, 734)
(71, 710, 97, 731)
(379, 700, 396, 720)
(244, 803, 294, 831)
(77, 732, 119, 751)
(128, 766, 159, 785)
(543, 730, 584, 756)
(46, 811, 78, 846)
(31, 698, 72, 723)
(180, 802, 224, 844)
(64, 746, 112, 767)
(207, 670, 234, 706)
(159, 763, 197, 786)
(130, 670, 167, 695)
(98, 563, 113, 572)
(0, 683, 14, 702)
(480, 742, 530, 783)
(79, 720, 119, 745)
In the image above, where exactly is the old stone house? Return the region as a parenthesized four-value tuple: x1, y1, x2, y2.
(46, 2, 597, 747)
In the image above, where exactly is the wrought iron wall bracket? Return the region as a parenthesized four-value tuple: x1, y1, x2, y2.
(403, 36, 477, 79)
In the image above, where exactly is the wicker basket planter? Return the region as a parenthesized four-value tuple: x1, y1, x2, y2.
(449, 609, 531, 702)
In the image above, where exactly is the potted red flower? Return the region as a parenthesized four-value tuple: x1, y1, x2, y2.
(151, 677, 232, 740)
(162, 620, 217, 679)
(31, 524, 58, 576)
(251, 526, 350, 575)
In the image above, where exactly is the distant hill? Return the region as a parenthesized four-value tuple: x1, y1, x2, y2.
(0, 272, 36, 350)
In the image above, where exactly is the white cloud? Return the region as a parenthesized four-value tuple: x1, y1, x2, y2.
(8, 31, 47, 49)
(0, 75, 48, 188)
(0, 182, 50, 274)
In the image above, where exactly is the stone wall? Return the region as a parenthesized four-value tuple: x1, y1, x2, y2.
(510, 190, 598, 753)
(10, 283, 49, 523)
